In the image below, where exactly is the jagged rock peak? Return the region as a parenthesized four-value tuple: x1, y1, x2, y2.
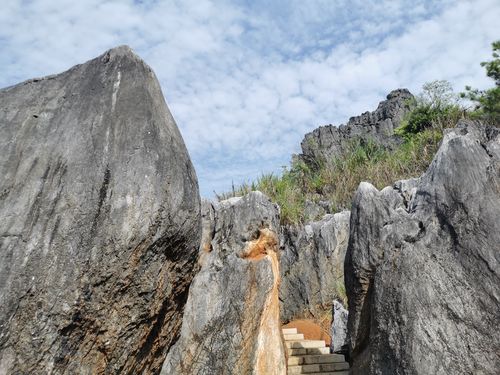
(387, 88, 412, 99)
(98, 45, 147, 66)
(346, 88, 413, 126)
(103, 44, 136, 57)
(300, 88, 414, 167)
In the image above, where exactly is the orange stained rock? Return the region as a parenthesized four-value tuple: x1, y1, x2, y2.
(241, 228, 278, 261)
(201, 241, 211, 253)
(253, 229, 286, 375)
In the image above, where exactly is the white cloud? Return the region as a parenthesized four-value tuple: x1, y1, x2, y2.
(0, 0, 499, 196)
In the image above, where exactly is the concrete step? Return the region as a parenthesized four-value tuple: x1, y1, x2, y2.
(288, 348, 307, 356)
(287, 362, 350, 374)
(284, 333, 305, 341)
(287, 354, 346, 366)
(285, 340, 326, 349)
(282, 328, 298, 335)
(288, 347, 330, 356)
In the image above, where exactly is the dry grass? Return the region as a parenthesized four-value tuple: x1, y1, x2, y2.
(218, 108, 466, 224)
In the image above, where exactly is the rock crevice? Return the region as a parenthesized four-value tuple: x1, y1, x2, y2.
(280, 211, 350, 323)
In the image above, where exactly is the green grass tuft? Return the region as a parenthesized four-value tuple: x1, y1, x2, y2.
(218, 126, 449, 224)
(218, 90, 468, 224)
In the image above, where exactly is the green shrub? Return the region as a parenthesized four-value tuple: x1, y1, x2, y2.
(396, 104, 463, 136)
(396, 80, 463, 136)
(396, 105, 435, 134)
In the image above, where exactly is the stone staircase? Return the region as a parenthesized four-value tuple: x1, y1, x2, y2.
(283, 328, 350, 375)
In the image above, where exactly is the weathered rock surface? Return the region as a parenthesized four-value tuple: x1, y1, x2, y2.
(303, 200, 327, 222)
(0, 46, 201, 374)
(345, 120, 500, 374)
(197, 199, 216, 268)
(280, 211, 350, 323)
(330, 300, 348, 353)
(300, 89, 413, 167)
(161, 192, 286, 375)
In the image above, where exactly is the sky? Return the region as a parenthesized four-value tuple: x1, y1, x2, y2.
(1, 0, 499, 197)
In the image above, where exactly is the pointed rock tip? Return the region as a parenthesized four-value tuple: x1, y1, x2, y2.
(387, 88, 413, 100)
(100, 45, 145, 64)
(0, 45, 147, 92)
(106, 45, 135, 56)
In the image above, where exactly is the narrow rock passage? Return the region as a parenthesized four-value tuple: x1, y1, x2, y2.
(283, 328, 349, 374)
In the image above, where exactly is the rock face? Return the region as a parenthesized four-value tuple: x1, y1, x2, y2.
(300, 89, 413, 167)
(197, 199, 216, 268)
(345, 121, 500, 374)
(161, 192, 286, 375)
(330, 300, 348, 353)
(303, 200, 327, 222)
(280, 211, 350, 323)
(0, 46, 201, 374)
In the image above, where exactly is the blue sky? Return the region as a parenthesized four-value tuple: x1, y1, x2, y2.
(1, 0, 499, 196)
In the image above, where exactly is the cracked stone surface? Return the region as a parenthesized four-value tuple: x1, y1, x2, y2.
(345, 120, 500, 374)
(162, 192, 286, 375)
(0, 46, 201, 375)
(280, 211, 350, 323)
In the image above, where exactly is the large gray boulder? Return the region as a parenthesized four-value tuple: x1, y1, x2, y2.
(161, 192, 286, 375)
(0, 46, 201, 374)
(345, 121, 500, 374)
(300, 89, 413, 167)
(280, 211, 350, 323)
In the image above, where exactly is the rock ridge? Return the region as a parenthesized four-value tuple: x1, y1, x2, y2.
(300, 88, 414, 167)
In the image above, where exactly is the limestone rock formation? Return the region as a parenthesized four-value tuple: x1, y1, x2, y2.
(330, 300, 348, 353)
(345, 120, 500, 374)
(198, 199, 216, 268)
(280, 211, 350, 323)
(161, 192, 286, 375)
(303, 200, 327, 222)
(0, 46, 201, 374)
(300, 89, 413, 167)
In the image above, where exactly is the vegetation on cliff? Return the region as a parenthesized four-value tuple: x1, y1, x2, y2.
(218, 84, 463, 224)
(218, 41, 499, 225)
